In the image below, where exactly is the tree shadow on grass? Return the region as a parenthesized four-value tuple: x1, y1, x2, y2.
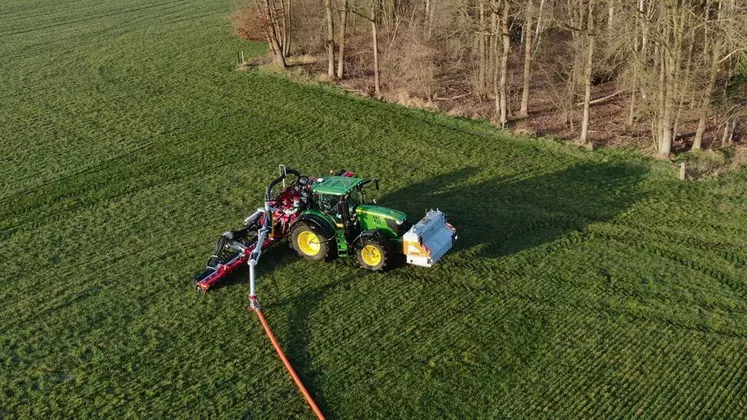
(381, 161, 649, 259)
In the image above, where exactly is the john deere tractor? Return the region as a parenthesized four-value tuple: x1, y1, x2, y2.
(195, 167, 456, 292)
(290, 173, 417, 270)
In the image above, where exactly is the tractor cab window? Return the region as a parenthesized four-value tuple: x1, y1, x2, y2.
(315, 193, 340, 214)
(348, 188, 364, 208)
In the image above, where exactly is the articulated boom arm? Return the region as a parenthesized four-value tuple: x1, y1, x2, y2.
(194, 166, 309, 296)
(248, 202, 272, 310)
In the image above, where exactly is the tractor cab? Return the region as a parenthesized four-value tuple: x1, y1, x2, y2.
(311, 176, 376, 216)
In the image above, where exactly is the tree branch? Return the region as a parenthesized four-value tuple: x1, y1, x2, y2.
(575, 90, 624, 107)
(719, 47, 747, 64)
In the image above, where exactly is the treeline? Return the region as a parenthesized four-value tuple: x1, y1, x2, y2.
(247, 0, 747, 156)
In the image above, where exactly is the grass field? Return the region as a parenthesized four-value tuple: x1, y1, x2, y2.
(1, 0, 746, 417)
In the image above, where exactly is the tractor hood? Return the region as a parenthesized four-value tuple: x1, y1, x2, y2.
(355, 204, 407, 222)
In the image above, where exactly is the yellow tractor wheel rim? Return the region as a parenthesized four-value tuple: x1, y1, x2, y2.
(361, 245, 382, 267)
(297, 231, 320, 256)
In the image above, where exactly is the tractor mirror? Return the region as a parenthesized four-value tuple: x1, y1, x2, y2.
(372, 179, 380, 203)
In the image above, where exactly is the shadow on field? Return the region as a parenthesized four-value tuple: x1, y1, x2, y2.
(265, 276, 353, 416)
(198, 161, 649, 417)
(381, 162, 649, 259)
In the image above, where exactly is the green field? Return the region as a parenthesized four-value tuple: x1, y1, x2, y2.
(2, 0, 746, 417)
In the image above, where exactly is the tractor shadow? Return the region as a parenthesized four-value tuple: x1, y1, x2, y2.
(259, 161, 649, 417)
(264, 275, 353, 416)
(380, 161, 649, 260)
(195, 160, 649, 418)
(193, 246, 342, 414)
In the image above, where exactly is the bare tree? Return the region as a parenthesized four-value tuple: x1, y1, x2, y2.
(519, 0, 534, 117)
(324, 0, 336, 78)
(657, 0, 692, 157)
(495, 0, 511, 125)
(371, 0, 381, 95)
(672, 25, 695, 140)
(579, 0, 596, 146)
(479, 0, 487, 90)
(337, 0, 348, 79)
(258, 0, 288, 67)
(282, 0, 292, 57)
(694, 0, 725, 150)
(624, 0, 651, 130)
(426, 0, 437, 37)
(242, 0, 746, 156)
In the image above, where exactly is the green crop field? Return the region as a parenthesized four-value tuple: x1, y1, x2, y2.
(1, 0, 746, 417)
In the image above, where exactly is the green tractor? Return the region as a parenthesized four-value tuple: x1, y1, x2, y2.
(290, 174, 414, 270)
(196, 167, 456, 293)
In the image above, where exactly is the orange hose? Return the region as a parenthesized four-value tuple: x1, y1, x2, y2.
(255, 309, 326, 420)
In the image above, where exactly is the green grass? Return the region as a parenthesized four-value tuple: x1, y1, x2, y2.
(1, 0, 746, 417)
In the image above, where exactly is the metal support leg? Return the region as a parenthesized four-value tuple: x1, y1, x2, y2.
(247, 220, 270, 311)
(248, 260, 259, 311)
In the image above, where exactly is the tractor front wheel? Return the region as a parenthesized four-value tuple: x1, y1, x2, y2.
(355, 238, 389, 271)
(290, 222, 331, 261)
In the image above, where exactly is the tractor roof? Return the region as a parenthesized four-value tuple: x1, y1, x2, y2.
(312, 176, 366, 196)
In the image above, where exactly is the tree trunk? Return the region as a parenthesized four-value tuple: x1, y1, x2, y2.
(639, 0, 649, 102)
(492, 0, 500, 117)
(692, 40, 721, 150)
(479, 0, 486, 90)
(282, 0, 291, 57)
(264, 0, 287, 67)
(489, 2, 497, 89)
(693, 0, 724, 151)
(498, 0, 510, 125)
(533, 0, 545, 53)
(660, 51, 675, 157)
(723, 119, 736, 146)
(336, 0, 348, 79)
(658, 10, 677, 159)
(428, 0, 436, 38)
(324, 0, 335, 78)
(673, 20, 694, 140)
(655, 42, 665, 149)
(626, 91, 636, 130)
(371, 0, 381, 96)
(626, 0, 643, 130)
(519, 0, 533, 117)
(579, 1, 595, 146)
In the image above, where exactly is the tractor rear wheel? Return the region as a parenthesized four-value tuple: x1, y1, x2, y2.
(290, 222, 331, 261)
(355, 238, 389, 271)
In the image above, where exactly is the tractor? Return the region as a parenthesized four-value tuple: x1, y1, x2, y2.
(195, 166, 456, 306)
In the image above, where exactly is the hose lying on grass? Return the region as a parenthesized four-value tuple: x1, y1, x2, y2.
(254, 309, 326, 420)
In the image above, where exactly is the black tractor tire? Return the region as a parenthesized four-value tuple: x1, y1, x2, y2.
(355, 237, 390, 271)
(290, 221, 332, 261)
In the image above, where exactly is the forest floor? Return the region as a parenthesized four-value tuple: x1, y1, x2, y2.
(2, 0, 747, 417)
(278, 27, 743, 158)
